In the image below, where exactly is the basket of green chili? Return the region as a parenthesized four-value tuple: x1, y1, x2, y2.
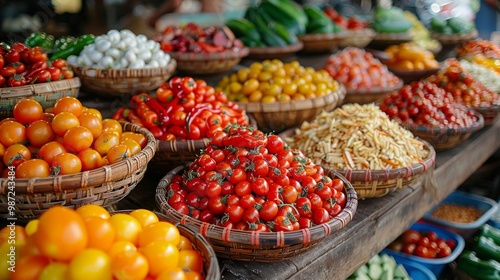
(25, 32, 96, 60)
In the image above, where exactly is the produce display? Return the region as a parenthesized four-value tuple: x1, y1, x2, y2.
(25, 32, 96, 60)
(379, 81, 479, 128)
(302, 5, 341, 34)
(323, 6, 369, 30)
(0, 206, 206, 280)
(456, 225, 500, 280)
(285, 103, 430, 170)
(426, 59, 500, 108)
(403, 11, 440, 52)
(163, 125, 349, 231)
(216, 59, 339, 102)
(430, 203, 483, 223)
(430, 17, 475, 35)
(154, 23, 242, 53)
(456, 39, 500, 59)
(323, 47, 401, 90)
(66, 29, 170, 69)
(0, 42, 73, 87)
(113, 76, 249, 140)
(348, 254, 412, 280)
(459, 59, 500, 93)
(371, 7, 412, 34)
(387, 228, 457, 259)
(467, 54, 500, 74)
(384, 43, 440, 71)
(0, 97, 146, 177)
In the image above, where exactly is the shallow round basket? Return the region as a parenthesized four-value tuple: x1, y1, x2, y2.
(156, 165, 358, 262)
(389, 67, 441, 84)
(339, 29, 376, 48)
(248, 42, 303, 60)
(342, 80, 403, 105)
(473, 103, 500, 126)
(368, 32, 413, 50)
(0, 122, 157, 221)
(431, 29, 478, 48)
(237, 85, 346, 133)
(402, 111, 484, 152)
(0, 78, 81, 119)
(113, 210, 220, 280)
(298, 32, 348, 53)
(169, 47, 249, 75)
(70, 59, 176, 97)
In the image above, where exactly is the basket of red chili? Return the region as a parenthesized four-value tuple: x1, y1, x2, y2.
(155, 125, 358, 261)
(0, 42, 80, 118)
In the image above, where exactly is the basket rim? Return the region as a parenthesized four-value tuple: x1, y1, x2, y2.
(248, 42, 304, 55)
(402, 110, 485, 135)
(388, 67, 441, 78)
(372, 32, 413, 41)
(298, 31, 349, 42)
(168, 47, 249, 61)
(345, 79, 403, 95)
(0, 77, 81, 97)
(236, 84, 346, 113)
(68, 59, 177, 78)
(430, 29, 478, 42)
(0, 122, 157, 194)
(155, 165, 358, 246)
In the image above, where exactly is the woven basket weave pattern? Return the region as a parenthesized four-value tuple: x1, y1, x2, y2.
(170, 48, 249, 75)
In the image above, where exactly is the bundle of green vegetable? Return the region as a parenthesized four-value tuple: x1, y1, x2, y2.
(372, 7, 412, 34)
(25, 32, 95, 61)
(430, 17, 475, 35)
(348, 253, 411, 280)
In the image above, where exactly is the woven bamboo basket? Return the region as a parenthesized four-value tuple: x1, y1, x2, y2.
(0, 78, 81, 119)
(369, 32, 413, 50)
(298, 32, 348, 53)
(339, 29, 376, 48)
(156, 165, 358, 262)
(248, 42, 303, 60)
(169, 47, 249, 75)
(403, 111, 484, 152)
(342, 81, 403, 105)
(114, 210, 220, 280)
(431, 29, 478, 47)
(473, 103, 500, 126)
(237, 85, 346, 133)
(389, 67, 441, 84)
(70, 59, 176, 97)
(0, 122, 157, 221)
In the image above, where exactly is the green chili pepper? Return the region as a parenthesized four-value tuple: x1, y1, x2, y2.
(0, 42, 10, 53)
(479, 224, 500, 245)
(49, 34, 95, 61)
(457, 251, 500, 280)
(474, 235, 500, 262)
(54, 36, 76, 50)
(25, 32, 54, 51)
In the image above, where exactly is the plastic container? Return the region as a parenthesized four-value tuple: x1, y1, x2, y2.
(487, 200, 500, 229)
(396, 258, 437, 280)
(422, 191, 499, 239)
(383, 222, 465, 278)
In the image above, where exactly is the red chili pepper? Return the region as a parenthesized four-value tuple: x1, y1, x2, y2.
(112, 108, 125, 120)
(142, 94, 172, 127)
(196, 42, 224, 53)
(185, 104, 221, 133)
(123, 108, 144, 127)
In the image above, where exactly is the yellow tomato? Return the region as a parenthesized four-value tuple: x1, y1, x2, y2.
(129, 209, 159, 228)
(109, 214, 142, 245)
(76, 204, 110, 220)
(67, 248, 112, 280)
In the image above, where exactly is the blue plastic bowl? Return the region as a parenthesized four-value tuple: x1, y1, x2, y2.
(487, 200, 500, 229)
(422, 191, 498, 239)
(383, 222, 465, 277)
(396, 258, 437, 280)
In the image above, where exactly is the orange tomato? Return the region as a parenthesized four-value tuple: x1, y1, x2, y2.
(51, 112, 80, 136)
(3, 143, 31, 167)
(0, 120, 27, 147)
(38, 262, 69, 280)
(120, 139, 142, 156)
(141, 240, 179, 277)
(33, 206, 88, 262)
(53, 96, 83, 117)
(38, 141, 67, 166)
(0, 142, 5, 158)
(79, 112, 103, 140)
(102, 119, 123, 135)
(75, 204, 110, 220)
(67, 248, 112, 280)
(25, 219, 39, 236)
(0, 225, 27, 247)
(138, 221, 180, 248)
(156, 268, 187, 280)
(93, 132, 120, 156)
(177, 249, 204, 274)
(83, 108, 103, 120)
(185, 271, 204, 280)
(15, 159, 50, 178)
(51, 153, 82, 175)
(107, 241, 137, 260)
(177, 235, 193, 251)
(109, 214, 142, 245)
(84, 216, 116, 251)
(63, 126, 94, 152)
(26, 120, 56, 148)
(13, 99, 43, 125)
(129, 209, 159, 228)
(111, 250, 149, 280)
(78, 148, 104, 171)
(106, 144, 131, 164)
(121, 132, 147, 148)
(9, 255, 50, 280)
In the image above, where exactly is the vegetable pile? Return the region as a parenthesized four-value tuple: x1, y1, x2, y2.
(0, 43, 73, 87)
(154, 22, 243, 53)
(371, 7, 412, 34)
(459, 59, 500, 93)
(0, 97, 146, 178)
(430, 17, 475, 35)
(426, 58, 500, 108)
(348, 253, 412, 280)
(216, 59, 339, 103)
(387, 228, 456, 259)
(380, 81, 479, 128)
(457, 39, 500, 59)
(25, 32, 96, 60)
(67, 29, 170, 69)
(164, 125, 349, 231)
(113, 76, 249, 141)
(323, 6, 368, 30)
(384, 43, 440, 71)
(323, 47, 401, 90)
(0, 206, 206, 280)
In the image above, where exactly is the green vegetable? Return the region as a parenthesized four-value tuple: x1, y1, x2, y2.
(268, 21, 298, 45)
(225, 19, 261, 41)
(304, 5, 337, 34)
(372, 7, 412, 33)
(50, 34, 95, 61)
(457, 250, 500, 280)
(474, 235, 500, 262)
(479, 224, 500, 245)
(239, 36, 265, 47)
(349, 254, 411, 280)
(448, 17, 474, 34)
(259, 0, 307, 35)
(54, 36, 76, 50)
(430, 17, 447, 33)
(25, 32, 54, 51)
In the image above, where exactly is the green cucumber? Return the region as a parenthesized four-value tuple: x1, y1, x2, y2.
(240, 36, 265, 47)
(268, 21, 298, 45)
(259, 1, 306, 35)
(225, 18, 261, 41)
